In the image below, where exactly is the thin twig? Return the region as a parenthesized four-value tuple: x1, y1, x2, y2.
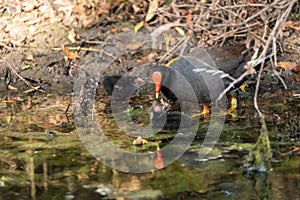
(253, 0, 297, 118)
(216, 71, 252, 103)
(158, 34, 191, 63)
(0, 58, 45, 93)
(271, 39, 287, 89)
(1, 59, 31, 86)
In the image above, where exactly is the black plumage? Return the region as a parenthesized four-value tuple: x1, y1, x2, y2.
(150, 104, 196, 130)
(151, 45, 252, 105)
(103, 75, 122, 95)
(102, 72, 142, 99)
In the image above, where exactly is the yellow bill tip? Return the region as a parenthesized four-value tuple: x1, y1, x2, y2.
(155, 92, 159, 99)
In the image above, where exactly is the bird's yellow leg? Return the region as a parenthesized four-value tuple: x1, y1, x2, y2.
(132, 136, 148, 146)
(226, 96, 237, 117)
(239, 83, 248, 92)
(192, 105, 210, 118)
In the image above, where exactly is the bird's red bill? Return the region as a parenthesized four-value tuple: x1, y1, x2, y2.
(154, 149, 164, 169)
(152, 71, 162, 93)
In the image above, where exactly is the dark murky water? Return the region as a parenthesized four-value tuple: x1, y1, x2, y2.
(0, 90, 299, 200)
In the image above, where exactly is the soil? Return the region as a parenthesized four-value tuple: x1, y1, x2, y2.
(0, 1, 299, 109)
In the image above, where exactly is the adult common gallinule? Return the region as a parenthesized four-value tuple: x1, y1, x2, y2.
(151, 45, 258, 114)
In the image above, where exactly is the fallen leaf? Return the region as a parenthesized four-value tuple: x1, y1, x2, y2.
(186, 12, 193, 29)
(132, 4, 140, 13)
(174, 27, 185, 36)
(21, 65, 31, 70)
(26, 55, 34, 61)
(137, 52, 157, 65)
(63, 47, 80, 60)
(277, 61, 300, 74)
(145, 0, 158, 22)
(5, 21, 29, 44)
(163, 33, 170, 52)
(8, 85, 17, 90)
(126, 41, 145, 51)
(67, 29, 77, 43)
(284, 20, 300, 31)
(134, 21, 144, 33)
(111, 28, 118, 34)
(121, 27, 131, 32)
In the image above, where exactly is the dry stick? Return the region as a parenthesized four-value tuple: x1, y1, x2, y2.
(158, 34, 190, 63)
(178, 34, 191, 56)
(233, 0, 279, 27)
(52, 46, 101, 52)
(211, 15, 260, 42)
(216, 70, 253, 103)
(216, 4, 246, 23)
(1, 59, 45, 93)
(272, 39, 287, 89)
(212, 0, 282, 28)
(253, 0, 297, 118)
(0, 59, 31, 86)
(213, 4, 268, 9)
(216, 0, 295, 116)
(215, 48, 263, 102)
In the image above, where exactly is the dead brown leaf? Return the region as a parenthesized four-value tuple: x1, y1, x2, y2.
(5, 21, 29, 44)
(63, 47, 80, 60)
(126, 41, 145, 51)
(132, 4, 141, 14)
(26, 55, 34, 61)
(186, 12, 193, 29)
(121, 27, 131, 32)
(67, 29, 77, 43)
(284, 20, 300, 31)
(174, 27, 185, 36)
(137, 52, 158, 65)
(277, 61, 300, 74)
(145, 0, 158, 22)
(8, 85, 18, 90)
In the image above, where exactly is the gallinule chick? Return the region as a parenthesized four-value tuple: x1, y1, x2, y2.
(103, 75, 122, 95)
(102, 71, 143, 98)
(150, 104, 196, 130)
(151, 45, 265, 114)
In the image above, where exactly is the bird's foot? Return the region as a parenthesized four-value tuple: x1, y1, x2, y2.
(192, 105, 210, 118)
(239, 83, 249, 92)
(226, 96, 237, 118)
(132, 136, 148, 146)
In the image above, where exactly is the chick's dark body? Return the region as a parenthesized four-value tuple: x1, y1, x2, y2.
(150, 105, 195, 130)
(102, 73, 140, 99)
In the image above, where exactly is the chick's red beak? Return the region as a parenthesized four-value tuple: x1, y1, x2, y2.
(152, 71, 162, 98)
